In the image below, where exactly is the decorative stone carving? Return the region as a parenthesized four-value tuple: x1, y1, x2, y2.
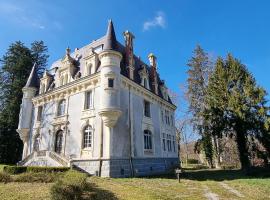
(98, 108, 122, 127)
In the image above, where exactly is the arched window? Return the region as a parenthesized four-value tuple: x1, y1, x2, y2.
(33, 135, 40, 152)
(55, 130, 63, 154)
(144, 130, 152, 150)
(83, 125, 93, 148)
(57, 99, 66, 116)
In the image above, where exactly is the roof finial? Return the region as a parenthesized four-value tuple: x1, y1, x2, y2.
(66, 47, 71, 55)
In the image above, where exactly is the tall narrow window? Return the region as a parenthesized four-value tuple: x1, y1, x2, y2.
(84, 91, 93, 109)
(144, 100, 151, 117)
(144, 130, 152, 150)
(60, 76, 64, 86)
(172, 136, 176, 152)
(88, 64, 92, 75)
(144, 78, 148, 88)
(83, 125, 92, 148)
(167, 134, 172, 152)
(55, 130, 63, 154)
(162, 133, 166, 151)
(108, 78, 114, 88)
(161, 111, 164, 123)
(37, 106, 43, 121)
(57, 99, 66, 116)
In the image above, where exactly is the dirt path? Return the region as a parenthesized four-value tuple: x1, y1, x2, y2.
(219, 182, 245, 198)
(203, 185, 219, 200)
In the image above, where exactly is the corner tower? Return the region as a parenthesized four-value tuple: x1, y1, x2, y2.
(98, 20, 123, 127)
(17, 63, 39, 159)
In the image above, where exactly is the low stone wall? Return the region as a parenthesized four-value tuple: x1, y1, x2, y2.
(71, 157, 179, 178)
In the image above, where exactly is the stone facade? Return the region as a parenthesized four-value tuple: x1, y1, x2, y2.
(17, 20, 178, 177)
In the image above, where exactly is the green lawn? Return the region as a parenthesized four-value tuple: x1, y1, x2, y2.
(0, 169, 269, 200)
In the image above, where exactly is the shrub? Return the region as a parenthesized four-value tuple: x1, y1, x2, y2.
(187, 159, 200, 164)
(3, 166, 27, 174)
(50, 170, 88, 200)
(0, 172, 12, 183)
(26, 166, 70, 173)
(14, 172, 62, 183)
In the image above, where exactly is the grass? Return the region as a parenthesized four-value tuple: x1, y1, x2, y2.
(0, 168, 269, 200)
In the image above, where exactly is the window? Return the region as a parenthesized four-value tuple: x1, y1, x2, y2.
(40, 83, 45, 93)
(108, 78, 114, 88)
(144, 78, 148, 88)
(57, 99, 66, 116)
(87, 64, 92, 75)
(64, 74, 68, 84)
(162, 133, 166, 151)
(84, 91, 93, 109)
(144, 100, 151, 117)
(172, 136, 176, 152)
(37, 106, 43, 121)
(83, 125, 92, 148)
(161, 111, 164, 123)
(55, 130, 63, 154)
(144, 130, 152, 150)
(60, 76, 64, 86)
(167, 134, 172, 152)
(33, 135, 40, 152)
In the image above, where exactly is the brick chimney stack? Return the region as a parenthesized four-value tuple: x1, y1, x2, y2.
(124, 31, 135, 80)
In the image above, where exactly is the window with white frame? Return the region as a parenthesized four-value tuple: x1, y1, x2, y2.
(144, 100, 151, 117)
(161, 110, 164, 123)
(84, 90, 93, 109)
(172, 136, 176, 152)
(57, 99, 66, 116)
(144, 130, 152, 150)
(108, 78, 114, 88)
(55, 130, 63, 154)
(83, 125, 93, 149)
(162, 133, 166, 151)
(167, 134, 172, 152)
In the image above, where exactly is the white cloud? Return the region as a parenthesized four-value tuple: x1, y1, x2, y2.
(143, 11, 166, 31)
(0, 2, 61, 31)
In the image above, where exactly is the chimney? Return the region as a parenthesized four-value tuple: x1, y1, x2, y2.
(124, 30, 135, 80)
(148, 53, 158, 95)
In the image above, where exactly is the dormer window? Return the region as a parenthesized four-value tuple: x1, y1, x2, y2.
(87, 63, 92, 75)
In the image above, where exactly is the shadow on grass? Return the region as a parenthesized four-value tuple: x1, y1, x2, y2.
(134, 166, 270, 182)
(83, 182, 118, 200)
(181, 167, 270, 181)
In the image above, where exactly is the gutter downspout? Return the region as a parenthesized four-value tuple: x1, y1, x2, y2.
(129, 85, 134, 177)
(98, 119, 104, 176)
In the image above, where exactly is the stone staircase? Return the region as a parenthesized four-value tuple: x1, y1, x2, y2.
(18, 150, 70, 167)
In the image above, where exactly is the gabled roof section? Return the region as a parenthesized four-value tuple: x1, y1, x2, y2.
(25, 63, 40, 88)
(103, 20, 118, 51)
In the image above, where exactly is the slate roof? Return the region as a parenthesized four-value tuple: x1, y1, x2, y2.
(47, 20, 173, 105)
(25, 63, 40, 88)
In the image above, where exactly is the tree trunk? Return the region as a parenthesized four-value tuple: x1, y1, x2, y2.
(212, 136, 221, 169)
(235, 125, 250, 170)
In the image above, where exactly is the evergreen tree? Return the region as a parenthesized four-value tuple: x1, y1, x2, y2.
(186, 45, 214, 167)
(206, 54, 270, 169)
(0, 41, 48, 164)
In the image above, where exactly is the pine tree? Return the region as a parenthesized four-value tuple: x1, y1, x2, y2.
(186, 45, 214, 167)
(0, 41, 48, 164)
(206, 54, 270, 170)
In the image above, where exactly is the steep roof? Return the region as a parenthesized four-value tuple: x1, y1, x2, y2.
(103, 20, 118, 51)
(25, 63, 40, 88)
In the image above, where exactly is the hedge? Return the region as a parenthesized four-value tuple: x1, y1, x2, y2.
(0, 172, 12, 183)
(50, 170, 88, 200)
(3, 166, 70, 174)
(14, 172, 61, 183)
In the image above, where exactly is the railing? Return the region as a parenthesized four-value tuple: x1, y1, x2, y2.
(18, 150, 70, 167)
(18, 152, 34, 166)
(48, 151, 69, 166)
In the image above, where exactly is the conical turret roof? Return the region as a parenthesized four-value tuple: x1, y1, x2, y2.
(103, 19, 118, 51)
(25, 63, 40, 88)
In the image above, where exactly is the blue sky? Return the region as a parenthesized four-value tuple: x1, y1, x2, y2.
(1, 0, 270, 118)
